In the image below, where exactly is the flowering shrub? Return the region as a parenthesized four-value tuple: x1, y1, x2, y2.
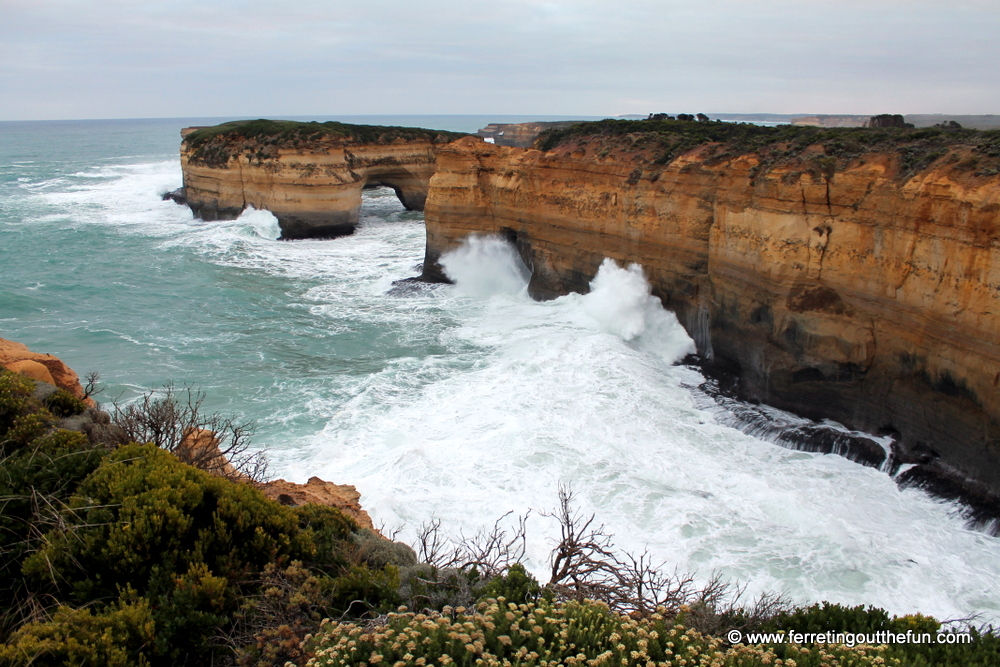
(303, 598, 893, 667)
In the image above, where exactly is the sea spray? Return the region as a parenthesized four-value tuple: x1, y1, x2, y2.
(579, 258, 696, 364)
(238, 205, 282, 241)
(440, 234, 531, 298)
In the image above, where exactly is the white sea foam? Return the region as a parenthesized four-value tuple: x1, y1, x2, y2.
(271, 235, 1000, 624)
(27, 160, 192, 234)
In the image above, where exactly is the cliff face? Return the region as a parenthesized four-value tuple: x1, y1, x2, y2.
(423, 135, 1000, 493)
(180, 121, 463, 239)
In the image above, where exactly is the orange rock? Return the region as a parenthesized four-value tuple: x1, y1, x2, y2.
(0, 337, 93, 405)
(4, 359, 56, 385)
(175, 427, 244, 479)
(259, 477, 373, 530)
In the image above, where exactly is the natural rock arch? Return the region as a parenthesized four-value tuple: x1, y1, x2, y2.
(180, 122, 463, 239)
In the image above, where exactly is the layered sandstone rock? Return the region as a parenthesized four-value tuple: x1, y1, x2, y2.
(180, 121, 464, 239)
(423, 134, 1000, 494)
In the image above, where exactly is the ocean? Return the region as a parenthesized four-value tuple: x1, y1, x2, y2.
(1, 116, 998, 624)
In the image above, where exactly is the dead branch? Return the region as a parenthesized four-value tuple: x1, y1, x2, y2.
(109, 383, 267, 483)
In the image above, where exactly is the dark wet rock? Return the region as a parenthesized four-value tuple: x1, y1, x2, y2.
(161, 187, 186, 205)
(386, 276, 448, 297)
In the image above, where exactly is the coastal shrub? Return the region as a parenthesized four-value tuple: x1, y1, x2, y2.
(23, 443, 307, 601)
(330, 565, 402, 617)
(302, 598, 893, 667)
(0, 371, 110, 636)
(477, 563, 544, 605)
(351, 528, 418, 570)
(43, 389, 87, 418)
(0, 597, 156, 667)
(295, 504, 358, 574)
(760, 603, 1000, 666)
(533, 118, 1000, 183)
(230, 561, 337, 667)
(21, 442, 311, 663)
(0, 428, 105, 580)
(0, 371, 36, 434)
(398, 564, 481, 612)
(762, 602, 893, 635)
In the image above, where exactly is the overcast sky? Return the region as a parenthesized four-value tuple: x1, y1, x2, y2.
(1, 0, 998, 121)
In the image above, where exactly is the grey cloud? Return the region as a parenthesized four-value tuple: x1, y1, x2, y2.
(0, 0, 997, 119)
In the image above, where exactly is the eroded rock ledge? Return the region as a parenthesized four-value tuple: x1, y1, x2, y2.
(422, 122, 1000, 497)
(180, 120, 466, 239)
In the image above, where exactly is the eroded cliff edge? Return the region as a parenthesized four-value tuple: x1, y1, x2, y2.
(180, 120, 466, 239)
(422, 121, 1000, 496)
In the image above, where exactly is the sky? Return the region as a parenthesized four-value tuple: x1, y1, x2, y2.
(1, 0, 998, 121)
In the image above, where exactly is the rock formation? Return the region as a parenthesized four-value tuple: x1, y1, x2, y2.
(259, 477, 373, 530)
(0, 337, 92, 403)
(180, 120, 466, 239)
(422, 126, 1000, 496)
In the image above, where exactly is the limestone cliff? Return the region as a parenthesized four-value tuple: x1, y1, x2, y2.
(422, 122, 1000, 495)
(181, 120, 466, 239)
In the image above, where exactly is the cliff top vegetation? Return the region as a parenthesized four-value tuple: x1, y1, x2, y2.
(183, 119, 468, 167)
(536, 118, 1000, 180)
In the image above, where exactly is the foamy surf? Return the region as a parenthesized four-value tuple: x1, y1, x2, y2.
(280, 235, 1000, 625)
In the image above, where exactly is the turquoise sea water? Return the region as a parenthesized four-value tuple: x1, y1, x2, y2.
(2, 117, 1000, 624)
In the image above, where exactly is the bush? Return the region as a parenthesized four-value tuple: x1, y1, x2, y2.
(303, 598, 893, 667)
(0, 370, 110, 636)
(21, 443, 311, 664)
(231, 561, 337, 667)
(0, 371, 37, 435)
(294, 504, 358, 574)
(109, 384, 267, 483)
(43, 389, 87, 418)
(477, 563, 543, 605)
(351, 529, 417, 570)
(761, 603, 1000, 667)
(0, 428, 105, 587)
(330, 565, 401, 617)
(762, 601, 892, 635)
(398, 564, 480, 612)
(0, 597, 155, 667)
